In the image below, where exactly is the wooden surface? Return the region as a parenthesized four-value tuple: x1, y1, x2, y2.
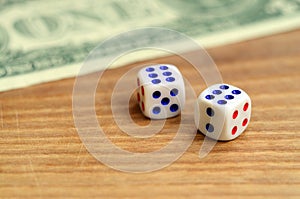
(1, 29, 300, 198)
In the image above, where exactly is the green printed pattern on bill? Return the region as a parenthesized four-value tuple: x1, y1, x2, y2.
(1, 0, 300, 91)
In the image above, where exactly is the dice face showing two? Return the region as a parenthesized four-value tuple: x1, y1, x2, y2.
(136, 64, 185, 119)
(195, 84, 251, 141)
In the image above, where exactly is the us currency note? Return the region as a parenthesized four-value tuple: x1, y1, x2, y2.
(1, 0, 300, 92)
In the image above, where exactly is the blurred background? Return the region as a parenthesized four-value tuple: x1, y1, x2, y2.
(1, 0, 300, 91)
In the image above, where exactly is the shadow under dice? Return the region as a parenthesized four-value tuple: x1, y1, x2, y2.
(137, 64, 185, 119)
(195, 84, 251, 141)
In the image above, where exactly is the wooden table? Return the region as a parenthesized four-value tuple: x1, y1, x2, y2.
(1, 29, 299, 198)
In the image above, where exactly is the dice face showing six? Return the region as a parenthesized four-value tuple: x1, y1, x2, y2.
(194, 84, 251, 141)
(136, 64, 185, 119)
(136, 65, 251, 141)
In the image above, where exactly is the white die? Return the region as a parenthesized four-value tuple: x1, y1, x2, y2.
(194, 84, 251, 141)
(137, 64, 185, 119)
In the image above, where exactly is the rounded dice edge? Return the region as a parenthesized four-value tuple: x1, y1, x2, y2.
(195, 83, 252, 141)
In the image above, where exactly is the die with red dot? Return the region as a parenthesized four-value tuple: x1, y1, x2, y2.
(137, 64, 185, 119)
(194, 84, 251, 141)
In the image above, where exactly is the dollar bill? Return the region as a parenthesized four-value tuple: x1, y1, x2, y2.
(1, 0, 300, 92)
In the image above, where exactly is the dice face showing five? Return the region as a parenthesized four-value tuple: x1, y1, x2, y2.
(136, 64, 185, 119)
(194, 84, 251, 141)
(136, 64, 251, 141)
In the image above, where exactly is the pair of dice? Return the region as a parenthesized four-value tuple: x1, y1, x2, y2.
(136, 64, 251, 141)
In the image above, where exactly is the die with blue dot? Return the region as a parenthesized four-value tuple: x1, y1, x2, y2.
(136, 64, 185, 119)
(194, 84, 251, 141)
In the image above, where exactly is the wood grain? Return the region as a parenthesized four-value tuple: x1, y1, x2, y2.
(0, 29, 300, 198)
